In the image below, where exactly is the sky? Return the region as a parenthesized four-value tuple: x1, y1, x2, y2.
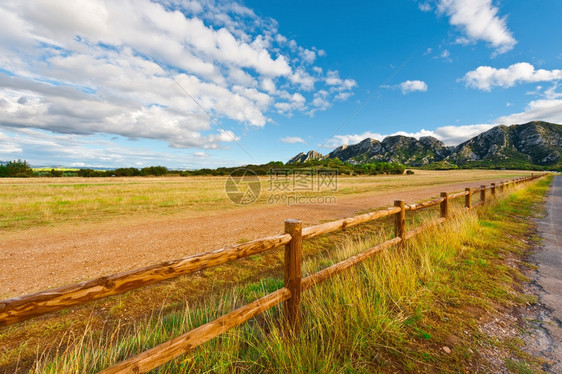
(0, 0, 561, 169)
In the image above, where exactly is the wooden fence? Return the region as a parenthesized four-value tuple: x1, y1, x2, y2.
(0, 174, 543, 373)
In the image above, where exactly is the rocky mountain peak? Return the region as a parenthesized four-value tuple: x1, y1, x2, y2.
(287, 121, 561, 169)
(287, 150, 323, 164)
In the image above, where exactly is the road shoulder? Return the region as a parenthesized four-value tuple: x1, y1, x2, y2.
(525, 175, 562, 372)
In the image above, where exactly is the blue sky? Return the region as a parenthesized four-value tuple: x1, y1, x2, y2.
(0, 0, 561, 168)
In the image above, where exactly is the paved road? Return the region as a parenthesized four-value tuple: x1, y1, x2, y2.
(532, 175, 562, 372)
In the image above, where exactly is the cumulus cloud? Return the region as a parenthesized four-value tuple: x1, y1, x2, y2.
(0, 127, 237, 169)
(496, 99, 562, 125)
(431, 124, 497, 144)
(382, 80, 428, 94)
(399, 80, 428, 94)
(495, 85, 562, 125)
(435, 0, 516, 54)
(0, 128, 179, 167)
(280, 136, 305, 144)
(0, 0, 356, 152)
(325, 70, 357, 90)
(325, 123, 497, 148)
(462, 62, 562, 91)
(325, 81, 562, 150)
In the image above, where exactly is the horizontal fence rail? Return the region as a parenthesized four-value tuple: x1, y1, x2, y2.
(301, 206, 401, 239)
(0, 234, 291, 326)
(0, 173, 544, 373)
(100, 288, 292, 374)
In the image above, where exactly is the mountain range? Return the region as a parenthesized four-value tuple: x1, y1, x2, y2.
(288, 121, 562, 169)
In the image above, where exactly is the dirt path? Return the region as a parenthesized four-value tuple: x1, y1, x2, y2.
(0, 178, 504, 298)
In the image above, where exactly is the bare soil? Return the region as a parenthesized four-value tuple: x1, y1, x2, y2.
(0, 179, 503, 298)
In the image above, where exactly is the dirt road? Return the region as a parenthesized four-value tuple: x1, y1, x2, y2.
(0, 178, 513, 298)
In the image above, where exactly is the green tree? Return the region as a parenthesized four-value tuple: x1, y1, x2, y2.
(3, 159, 33, 177)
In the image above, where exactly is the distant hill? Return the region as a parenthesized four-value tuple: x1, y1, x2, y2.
(288, 121, 562, 170)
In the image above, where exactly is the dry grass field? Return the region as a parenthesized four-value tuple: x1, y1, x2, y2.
(0, 170, 534, 298)
(0, 170, 532, 231)
(0, 173, 550, 373)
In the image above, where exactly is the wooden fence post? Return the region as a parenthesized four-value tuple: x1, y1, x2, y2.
(394, 200, 405, 245)
(284, 219, 302, 334)
(500, 181, 504, 193)
(465, 188, 472, 209)
(491, 183, 496, 197)
(480, 185, 486, 204)
(440, 192, 449, 219)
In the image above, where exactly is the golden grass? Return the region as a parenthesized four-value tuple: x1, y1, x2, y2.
(0, 170, 532, 231)
(14, 176, 551, 373)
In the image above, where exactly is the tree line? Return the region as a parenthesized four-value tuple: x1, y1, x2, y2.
(0, 159, 408, 178)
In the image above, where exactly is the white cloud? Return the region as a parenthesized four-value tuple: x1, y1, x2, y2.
(399, 80, 428, 94)
(0, 131, 23, 154)
(327, 131, 385, 147)
(431, 124, 496, 145)
(291, 93, 306, 104)
(326, 70, 343, 86)
(326, 123, 497, 148)
(289, 68, 316, 91)
(207, 129, 240, 144)
(299, 48, 316, 64)
(273, 92, 307, 114)
(435, 49, 452, 62)
(435, 0, 516, 54)
(260, 77, 277, 93)
(325, 79, 562, 152)
(544, 85, 562, 100)
(419, 3, 432, 12)
(311, 95, 331, 110)
(228, 68, 257, 87)
(0, 0, 357, 155)
(0, 127, 226, 169)
(280, 136, 305, 144)
(463, 62, 562, 91)
(493, 84, 562, 125)
(496, 99, 562, 125)
(325, 70, 357, 90)
(334, 92, 353, 101)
